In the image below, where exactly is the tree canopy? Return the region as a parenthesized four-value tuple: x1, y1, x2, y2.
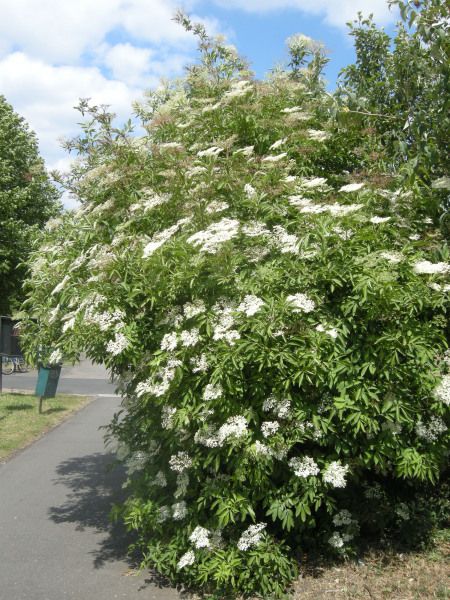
(0, 95, 60, 315)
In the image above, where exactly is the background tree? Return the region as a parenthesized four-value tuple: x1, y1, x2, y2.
(337, 0, 449, 191)
(0, 95, 60, 315)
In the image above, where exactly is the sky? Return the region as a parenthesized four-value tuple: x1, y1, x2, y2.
(0, 0, 399, 208)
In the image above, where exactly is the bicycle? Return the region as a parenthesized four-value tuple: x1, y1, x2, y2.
(1, 355, 29, 375)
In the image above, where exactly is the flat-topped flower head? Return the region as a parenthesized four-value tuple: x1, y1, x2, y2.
(286, 293, 316, 313)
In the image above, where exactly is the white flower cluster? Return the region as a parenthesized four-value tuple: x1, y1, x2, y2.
(332, 509, 353, 527)
(180, 328, 200, 347)
(242, 221, 270, 237)
(237, 523, 266, 551)
(286, 293, 316, 313)
(237, 295, 265, 316)
(315, 324, 338, 339)
(106, 332, 129, 355)
(203, 383, 223, 401)
(224, 79, 252, 99)
(379, 251, 402, 264)
(136, 358, 181, 398)
(415, 416, 447, 442)
(212, 304, 240, 345)
(177, 550, 195, 570)
(189, 526, 211, 549)
(323, 461, 349, 488)
(244, 183, 257, 198)
(187, 218, 240, 253)
(197, 145, 223, 158)
(272, 225, 299, 254)
(328, 531, 352, 549)
(434, 374, 450, 405)
(142, 217, 190, 258)
(206, 201, 229, 214)
(48, 349, 63, 365)
(161, 405, 177, 429)
(269, 138, 288, 150)
(263, 395, 291, 419)
(190, 354, 209, 373)
(413, 260, 450, 275)
(86, 309, 125, 332)
(217, 415, 248, 444)
(339, 183, 365, 193)
(183, 300, 206, 319)
(169, 451, 193, 473)
(307, 129, 329, 142)
(172, 501, 188, 520)
(370, 216, 391, 224)
(153, 471, 167, 487)
(160, 331, 178, 352)
(157, 505, 171, 523)
(254, 440, 272, 456)
(289, 456, 320, 478)
(261, 421, 280, 437)
(262, 152, 287, 163)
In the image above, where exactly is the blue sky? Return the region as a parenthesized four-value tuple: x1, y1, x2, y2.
(0, 1, 399, 207)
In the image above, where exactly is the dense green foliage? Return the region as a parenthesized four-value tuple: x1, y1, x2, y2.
(0, 96, 60, 315)
(21, 3, 449, 598)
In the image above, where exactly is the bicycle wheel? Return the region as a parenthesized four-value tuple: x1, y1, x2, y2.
(16, 357, 29, 373)
(1, 356, 14, 375)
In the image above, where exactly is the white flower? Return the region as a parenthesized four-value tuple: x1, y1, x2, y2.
(234, 145, 254, 156)
(142, 218, 190, 258)
(190, 354, 209, 373)
(409, 233, 421, 241)
(237, 295, 265, 316)
(180, 328, 200, 347)
(328, 532, 344, 549)
(153, 471, 167, 487)
(370, 216, 391, 224)
(172, 501, 188, 520)
(379, 252, 402, 264)
(51, 275, 70, 295)
(263, 396, 291, 419)
(161, 332, 178, 352)
(299, 176, 328, 189)
(48, 349, 63, 365)
(254, 441, 272, 456)
(161, 406, 177, 429)
(286, 293, 316, 313)
(261, 421, 280, 437)
(203, 383, 223, 401)
(434, 374, 450, 405)
(395, 503, 410, 521)
(177, 550, 195, 570)
(272, 225, 299, 254)
(269, 138, 287, 150)
(339, 183, 365, 193)
(224, 80, 252, 99)
(415, 416, 447, 442)
(206, 201, 229, 214)
(189, 526, 211, 549)
(413, 260, 450, 275)
(187, 218, 240, 254)
(106, 332, 129, 355)
(157, 505, 171, 523)
(262, 152, 287, 163)
(431, 176, 450, 190)
(323, 461, 349, 488)
(332, 510, 353, 527)
(237, 523, 266, 551)
(169, 451, 193, 473)
(307, 129, 329, 142)
(217, 415, 248, 444)
(315, 324, 338, 339)
(197, 146, 223, 158)
(242, 222, 270, 237)
(289, 456, 320, 477)
(244, 183, 257, 198)
(281, 106, 302, 114)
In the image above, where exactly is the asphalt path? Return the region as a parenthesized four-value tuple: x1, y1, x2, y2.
(0, 390, 180, 598)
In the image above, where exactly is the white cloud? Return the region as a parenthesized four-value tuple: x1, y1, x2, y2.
(0, 0, 217, 64)
(212, 0, 396, 27)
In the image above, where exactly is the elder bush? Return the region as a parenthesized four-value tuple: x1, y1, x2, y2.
(22, 13, 449, 599)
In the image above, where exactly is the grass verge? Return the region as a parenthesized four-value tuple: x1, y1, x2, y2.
(294, 530, 449, 600)
(0, 392, 91, 461)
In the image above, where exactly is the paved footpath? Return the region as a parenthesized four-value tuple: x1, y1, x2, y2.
(0, 395, 180, 600)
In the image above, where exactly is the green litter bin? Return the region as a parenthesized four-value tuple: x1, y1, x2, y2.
(35, 365, 62, 412)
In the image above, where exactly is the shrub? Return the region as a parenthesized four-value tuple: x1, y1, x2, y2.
(22, 11, 449, 598)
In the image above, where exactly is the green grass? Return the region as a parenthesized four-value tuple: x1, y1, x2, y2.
(0, 392, 91, 461)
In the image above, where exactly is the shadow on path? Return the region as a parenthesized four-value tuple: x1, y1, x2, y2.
(48, 451, 136, 569)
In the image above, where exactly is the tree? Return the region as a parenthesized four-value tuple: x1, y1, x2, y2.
(0, 95, 60, 315)
(21, 9, 448, 599)
(338, 0, 450, 190)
